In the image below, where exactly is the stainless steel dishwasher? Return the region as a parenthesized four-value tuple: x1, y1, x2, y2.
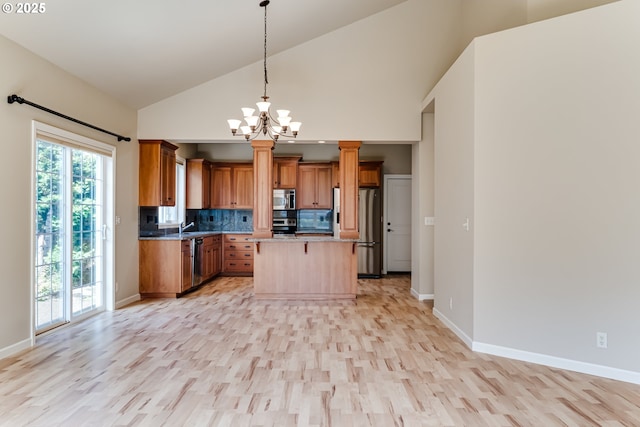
(193, 237, 204, 287)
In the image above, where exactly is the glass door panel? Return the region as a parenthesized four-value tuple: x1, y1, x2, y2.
(35, 139, 106, 333)
(71, 150, 104, 316)
(35, 141, 67, 331)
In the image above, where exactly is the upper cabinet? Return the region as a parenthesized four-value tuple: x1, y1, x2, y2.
(273, 156, 300, 189)
(139, 140, 178, 206)
(186, 159, 213, 209)
(211, 163, 253, 209)
(331, 160, 384, 188)
(297, 163, 333, 209)
(358, 161, 383, 188)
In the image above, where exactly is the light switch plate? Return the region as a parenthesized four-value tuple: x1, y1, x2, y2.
(424, 216, 435, 226)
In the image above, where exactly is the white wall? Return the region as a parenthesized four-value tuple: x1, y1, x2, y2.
(411, 115, 435, 299)
(0, 35, 139, 355)
(428, 45, 477, 344)
(473, 0, 640, 375)
(425, 0, 640, 380)
(138, 0, 463, 143)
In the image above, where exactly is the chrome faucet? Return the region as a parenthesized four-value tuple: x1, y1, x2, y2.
(180, 221, 195, 233)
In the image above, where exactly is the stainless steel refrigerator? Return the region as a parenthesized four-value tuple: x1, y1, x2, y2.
(357, 188, 382, 278)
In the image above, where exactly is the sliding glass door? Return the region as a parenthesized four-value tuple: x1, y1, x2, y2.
(34, 126, 112, 334)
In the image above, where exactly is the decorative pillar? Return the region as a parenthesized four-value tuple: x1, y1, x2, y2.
(251, 139, 274, 238)
(338, 140, 361, 239)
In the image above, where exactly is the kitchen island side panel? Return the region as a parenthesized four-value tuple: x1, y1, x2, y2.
(253, 240, 357, 299)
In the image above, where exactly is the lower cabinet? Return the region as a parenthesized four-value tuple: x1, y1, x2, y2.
(140, 239, 193, 298)
(201, 235, 222, 282)
(223, 234, 254, 275)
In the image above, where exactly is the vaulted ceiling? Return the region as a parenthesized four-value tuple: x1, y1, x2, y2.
(0, 0, 407, 109)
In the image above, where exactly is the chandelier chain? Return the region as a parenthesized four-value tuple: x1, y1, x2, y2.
(263, 3, 268, 98)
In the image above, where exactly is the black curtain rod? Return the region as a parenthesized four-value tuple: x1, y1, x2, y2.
(7, 94, 131, 142)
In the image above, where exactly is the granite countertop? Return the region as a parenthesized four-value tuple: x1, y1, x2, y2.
(250, 235, 358, 243)
(139, 231, 250, 241)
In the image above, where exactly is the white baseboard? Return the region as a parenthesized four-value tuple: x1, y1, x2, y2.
(432, 310, 640, 385)
(473, 342, 640, 385)
(433, 307, 473, 348)
(0, 338, 32, 360)
(410, 288, 434, 301)
(116, 293, 141, 309)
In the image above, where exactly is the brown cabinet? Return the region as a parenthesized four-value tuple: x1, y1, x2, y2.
(330, 160, 383, 188)
(140, 239, 192, 298)
(297, 163, 333, 209)
(359, 161, 383, 187)
(139, 140, 178, 206)
(211, 163, 253, 209)
(273, 156, 300, 189)
(223, 234, 254, 275)
(186, 159, 213, 209)
(201, 234, 222, 282)
(181, 240, 193, 293)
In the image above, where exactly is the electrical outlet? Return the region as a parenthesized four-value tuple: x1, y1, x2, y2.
(449, 297, 453, 310)
(597, 332, 607, 349)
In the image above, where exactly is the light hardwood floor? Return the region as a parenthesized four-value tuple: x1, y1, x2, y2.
(1, 275, 639, 426)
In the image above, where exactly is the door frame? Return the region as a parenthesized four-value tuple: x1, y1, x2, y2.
(382, 174, 412, 274)
(30, 121, 116, 342)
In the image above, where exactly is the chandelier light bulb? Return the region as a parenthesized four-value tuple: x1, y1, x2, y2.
(245, 115, 259, 130)
(227, 119, 241, 134)
(256, 101, 271, 113)
(242, 107, 255, 118)
(279, 116, 291, 127)
(289, 121, 302, 135)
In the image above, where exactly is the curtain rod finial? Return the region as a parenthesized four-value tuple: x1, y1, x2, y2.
(7, 94, 23, 104)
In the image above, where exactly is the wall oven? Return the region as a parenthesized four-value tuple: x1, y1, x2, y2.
(273, 210, 297, 234)
(273, 189, 295, 210)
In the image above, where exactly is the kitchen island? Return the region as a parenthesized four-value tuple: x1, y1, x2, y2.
(251, 235, 358, 299)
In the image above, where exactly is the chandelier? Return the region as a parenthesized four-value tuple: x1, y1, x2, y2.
(227, 0, 302, 142)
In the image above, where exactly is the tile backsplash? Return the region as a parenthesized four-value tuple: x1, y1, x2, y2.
(195, 209, 253, 232)
(138, 206, 253, 237)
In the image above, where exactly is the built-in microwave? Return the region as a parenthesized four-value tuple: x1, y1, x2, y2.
(273, 189, 295, 210)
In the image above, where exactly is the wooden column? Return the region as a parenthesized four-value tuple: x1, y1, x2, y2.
(338, 140, 361, 239)
(251, 140, 274, 238)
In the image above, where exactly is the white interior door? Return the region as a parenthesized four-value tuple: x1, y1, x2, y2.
(384, 175, 412, 272)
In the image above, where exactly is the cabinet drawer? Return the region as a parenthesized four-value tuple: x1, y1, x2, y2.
(224, 242, 254, 251)
(181, 240, 192, 251)
(224, 259, 254, 272)
(224, 234, 252, 243)
(224, 250, 253, 260)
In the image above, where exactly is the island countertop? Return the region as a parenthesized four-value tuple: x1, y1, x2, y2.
(249, 235, 358, 243)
